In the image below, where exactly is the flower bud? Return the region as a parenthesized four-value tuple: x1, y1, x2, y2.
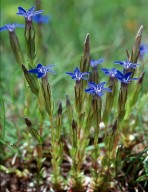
(9, 31, 24, 66)
(41, 75, 53, 117)
(25, 20, 36, 63)
(66, 95, 73, 125)
(80, 33, 90, 73)
(24, 117, 43, 144)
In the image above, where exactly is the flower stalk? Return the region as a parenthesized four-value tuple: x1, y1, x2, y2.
(118, 83, 128, 122)
(24, 117, 43, 183)
(69, 119, 86, 191)
(103, 77, 117, 124)
(66, 95, 73, 127)
(50, 103, 64, 191)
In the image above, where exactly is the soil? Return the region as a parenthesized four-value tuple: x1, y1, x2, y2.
(0, 138, 147, 192)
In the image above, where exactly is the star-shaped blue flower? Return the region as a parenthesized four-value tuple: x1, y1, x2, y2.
(28, 64, 55, 78)
(17, 6, 43, 21)
(32, 14, 51, 24)
(115, 70, 138, 84)
(114, 60, 140, 70)
(90, 58, 104, 67)
(85, 82, 112, 97)
(66, 67, 90, 81)
(0, 23, 24, 32)
(139, 43, 148, 59)
(101, 68, 117, 77)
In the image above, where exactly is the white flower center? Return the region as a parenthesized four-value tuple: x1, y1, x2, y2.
(38, 67, 46, 73)
(76, 73, 82, 80)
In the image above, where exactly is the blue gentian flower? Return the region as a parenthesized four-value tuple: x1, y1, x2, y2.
(90, 58, 104, 67)
(17, 6, 43, 21)
(66, 67, 90, 81)
(114, 60, 140, 70)
(101, 68, 117, 77)
(85, 82, 112, 97)
(28, 64, 55, 78)
(0, 23, 24, 32)
(115, 70, 138, 84)
(139, 43, 148, 59)
(32, 14, 50, 24)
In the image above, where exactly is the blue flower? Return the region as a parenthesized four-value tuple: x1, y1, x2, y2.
(17, 6, 43, 21)
(85, 82, 112, 97)
(0, 23, 24, 32)
(66, 67, 90, 81)
(32, 14, 51, 24)
(139, 43, 148, 59)
(101, 68, 117, 77)
(115, 70, 138, 84)
(114, 60, 140, 70)
(90, 58, 104, 67)
(28, 64, 55, 78)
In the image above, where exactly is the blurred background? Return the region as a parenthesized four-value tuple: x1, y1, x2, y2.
(0, 0, 148, 144)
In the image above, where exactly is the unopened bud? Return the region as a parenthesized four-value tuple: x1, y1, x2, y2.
(24, 117, 32, 127)
(58, 102, 62, 115)
(22, 64, 39, 95)
(72, 119, 77, 130)
(9, 31, 24, 66)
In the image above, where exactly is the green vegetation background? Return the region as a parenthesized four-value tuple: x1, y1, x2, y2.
(0, 0, 148, 150)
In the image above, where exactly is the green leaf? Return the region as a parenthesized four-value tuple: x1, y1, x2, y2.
(27, 126, 43, 145)
(135, 175, 148, 183)
(0, 96, 5, 140)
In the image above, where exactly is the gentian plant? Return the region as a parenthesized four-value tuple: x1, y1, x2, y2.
(66, 67, 90, 81)
(0, 3, 147, 192)
(0, 23, 24, 66)
(85, 82, 112, 97)
(0, 23, 24, 32)
(28, 63, 55, 78)
(17, 6, 43, 21)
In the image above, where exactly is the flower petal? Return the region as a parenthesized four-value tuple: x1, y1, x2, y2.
(28, 68, 38, 74)
(131, 78, 139, 81)
(37, 72, 44, 78)
(125, 72, 132, 79)
(0, 25, 8, 32)
(85, 88, 95, 94)
(115, 70, 124, 78)
(46, 64, 55, 69)
(81, 77, 88, 80)
(96, 91, 104, 97)
(82, 72, 90, 76)
(15, 23, 25, 28)
(66, 72, 74, 76)
(17, 7, 27, 14)
(32, 10, 44, 17)
(47, 69, 56, 74)
(72, 75, 77, 79)
(101, 68, 109, 72)
(103, 88, 112, 92)
(28, 6, 36, 13)
(33, 14, 50, 24)
(37, 64, 43, 69)
(74, 67, 80, 74)
(114, 61, 124, 65)
(88, 82, 97, 88)
(98, 82, 106, 87)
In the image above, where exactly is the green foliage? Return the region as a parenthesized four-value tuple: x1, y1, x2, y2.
(0, 0, 148, 191)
